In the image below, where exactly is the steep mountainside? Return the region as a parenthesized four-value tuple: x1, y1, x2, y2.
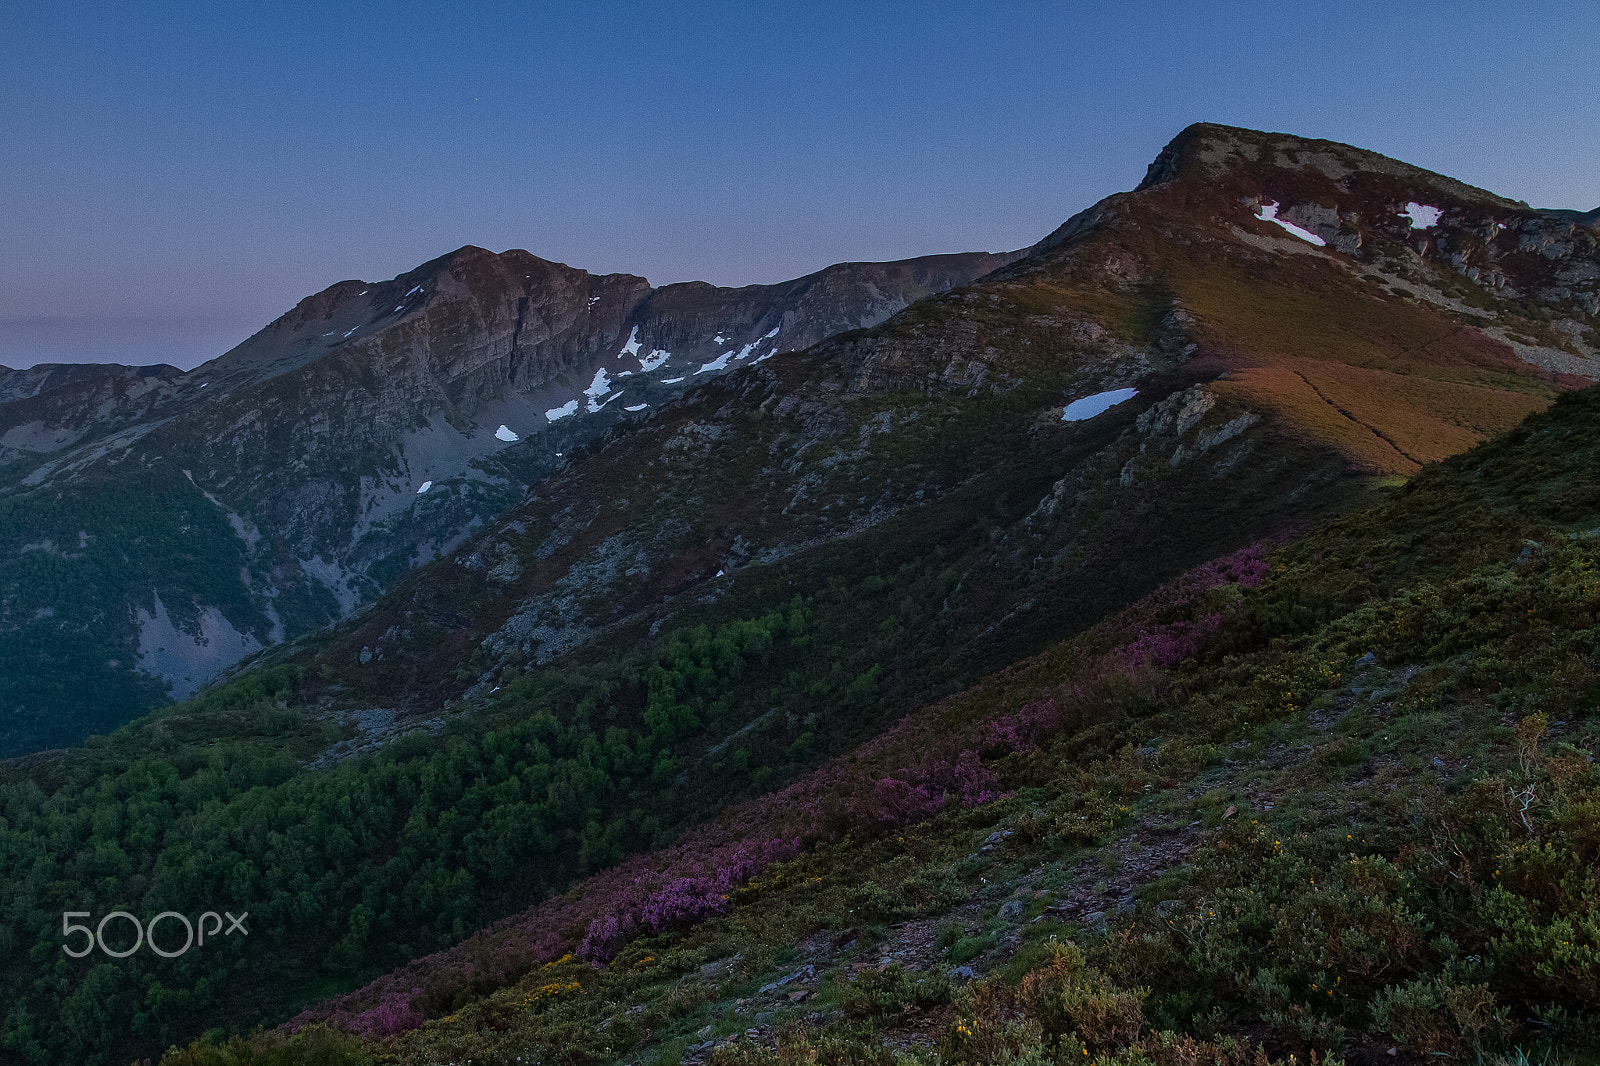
(0, 124, 1597, 1066)
(0, 248, 1018, 754)
(292, 373, 1600, 1066)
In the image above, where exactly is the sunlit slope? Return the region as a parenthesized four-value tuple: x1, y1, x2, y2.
(873, 123, 1594, 476)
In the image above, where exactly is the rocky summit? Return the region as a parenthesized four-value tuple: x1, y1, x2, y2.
(1, 124, 1598, 1066)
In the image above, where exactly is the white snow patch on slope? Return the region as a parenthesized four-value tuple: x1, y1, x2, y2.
(546, 399, 579, 421)
(1402, 202, 1442, 229)
(661, 376, 685, 384)
(713, 325, 783, 371)
(1062, 387, 1139, 422)
(639, 347, 671, 372)
(495, 424, 520, 442)
(1254, 202, 1326, 246)
(416, 480, 432, 494)
(697, 350, 734, 374)
(750, 325, 783, 363)
(624, 403, 648, 411)
(585, 367, 612, 402)
(619, 326, 642, 358)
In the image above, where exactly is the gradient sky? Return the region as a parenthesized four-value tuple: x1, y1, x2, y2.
(2, 1, 1596, 370)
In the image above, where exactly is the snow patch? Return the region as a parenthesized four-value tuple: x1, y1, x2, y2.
(545, 399, 579, 422)
(619, 325, 642, 358)
(639, 347, 671, 372)
(585, 367, 627, 412)
(416, 480, 432, 494)
(1254, 202, 1326, 246)
(750, 325, 782, 362)
(624, 403, 648, 411)
(696, 350, 734, 374)
(1062, 387, 1139, 422)
(661, 376, 685, 384)
(1402, 202, 1442, 229)
(495, 424, 520, 442)
(702, 326, 784, 373)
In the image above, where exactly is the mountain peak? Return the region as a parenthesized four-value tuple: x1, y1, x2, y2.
(1135, 122, 1523, 212)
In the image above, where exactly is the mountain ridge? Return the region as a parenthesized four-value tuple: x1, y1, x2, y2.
(0, 245, 1020, 752)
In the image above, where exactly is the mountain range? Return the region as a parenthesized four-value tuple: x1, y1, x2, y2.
(0, 123, 1597, 1066)
(0, 246, 1018, 753)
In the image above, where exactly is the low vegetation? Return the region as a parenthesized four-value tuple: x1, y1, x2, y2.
(144, 385, 1600, 1065)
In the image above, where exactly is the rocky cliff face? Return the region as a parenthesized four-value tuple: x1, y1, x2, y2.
(0, 246, 1017, 752)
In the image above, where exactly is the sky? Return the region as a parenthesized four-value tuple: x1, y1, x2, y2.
(2, 1, 1597, 370)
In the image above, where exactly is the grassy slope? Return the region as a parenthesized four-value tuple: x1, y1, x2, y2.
(0, 367, 1366, 1064)
(212, 384, 1600, 1066)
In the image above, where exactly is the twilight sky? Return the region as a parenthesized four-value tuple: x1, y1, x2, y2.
(2, 1, 1596, 370)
